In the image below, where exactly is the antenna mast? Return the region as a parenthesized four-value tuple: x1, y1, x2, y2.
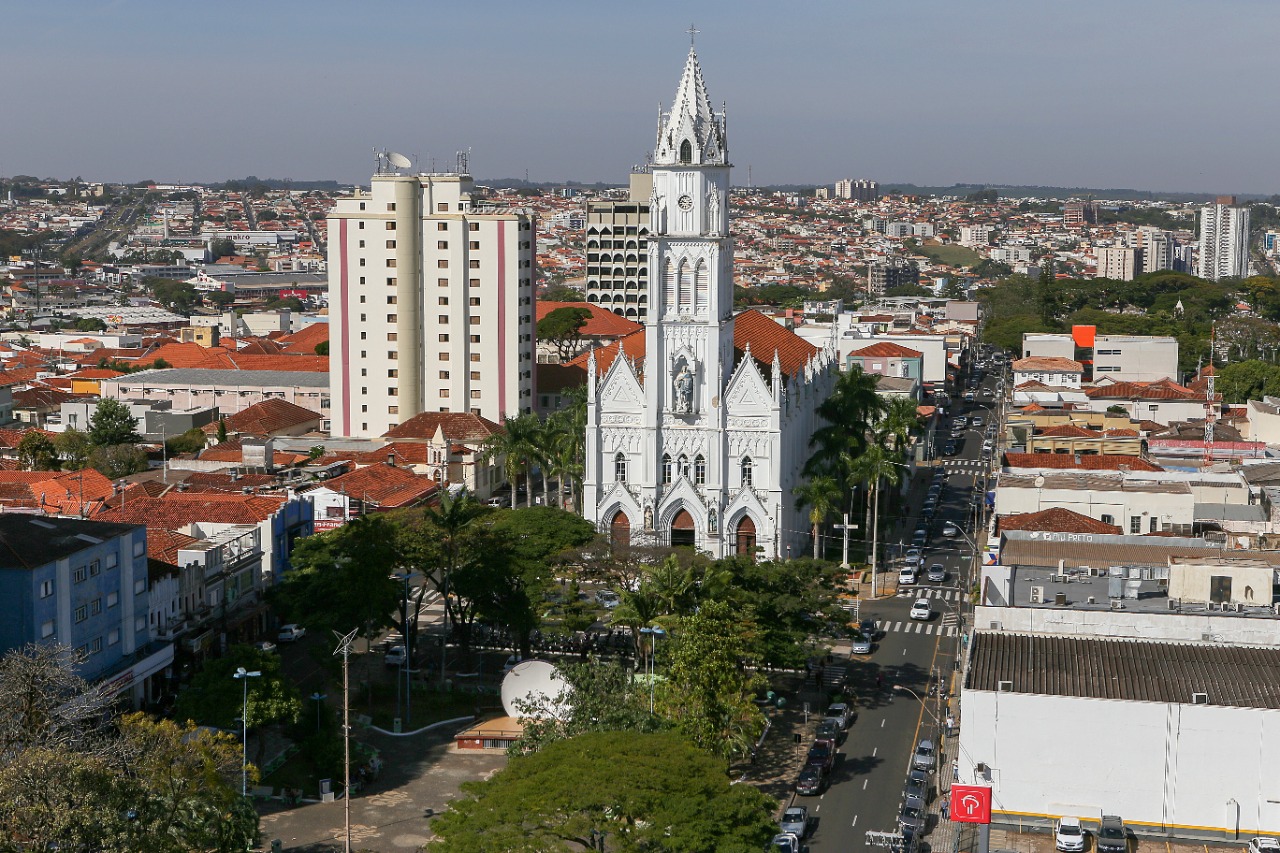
(1204, 323, 1216, 466)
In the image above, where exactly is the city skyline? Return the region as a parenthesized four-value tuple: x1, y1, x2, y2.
(7, 0, 1279, 195)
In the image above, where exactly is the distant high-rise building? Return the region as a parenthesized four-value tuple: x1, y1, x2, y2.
(1197, 196, 1250, 281)
(1136, 227, 1174, 274)
(327, 170, 536, 438)
(1063, 201, 1099, 227)
(814, 186, 830, 199)
(1095, 246, 1143, 281)
(585, 171, 652, 321)
(959, 225, 994, 248)
(835, 178, 878, 202)
(867, 256, 920, 297)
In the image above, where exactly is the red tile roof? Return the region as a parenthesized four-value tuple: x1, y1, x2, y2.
(732, 310, 821, 376)
(997, 507, 1122, 535)
(1085, 379, 1202, 401)
(1037, 424, 1102, 438)
(316, 442, 433, 468)
(66, 368, 125, 380)
(382, 412, 505, 442)
(320, 463, 437, 509)
(571, 329, 646, 375)
(1003, 452, 1162, 472)
(849, 341, 924, 358)
(1013, 356, 1083, 372)
(204, 398, 322, 436)
(180, 471, 278, 492)
(147, 528, 202, 565)
(96, 493, 289, 527)
(198, 439, 308, 467)
(536, 302, 642, 338)
(277, 322, 330, 353)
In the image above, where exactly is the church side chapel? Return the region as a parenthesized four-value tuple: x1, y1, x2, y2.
(582, 44, 837, 559)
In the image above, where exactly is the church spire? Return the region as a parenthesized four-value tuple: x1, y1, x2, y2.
(654, 46, 727, 166)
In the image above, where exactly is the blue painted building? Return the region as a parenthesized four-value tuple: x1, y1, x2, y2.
(0, 515, 172, 706)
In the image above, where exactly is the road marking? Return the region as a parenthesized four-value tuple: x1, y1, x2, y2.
(903, 647, 908, 656)
(862, 779, 869, 790)
(852, 815, 859, 827)
(881, 718, 886, 728)
(872, 747, 878, 757)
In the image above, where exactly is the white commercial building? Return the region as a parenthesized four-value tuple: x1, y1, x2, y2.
(1197, 197, 1250, 281)
(1022, 331, 1179, 383)
(327, 171, 536, 438)
(583, 47, 837, 559)
(962, 631, 1280, 838)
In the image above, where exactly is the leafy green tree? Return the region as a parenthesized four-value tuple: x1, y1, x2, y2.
(509, 660, 666, 756)
(537, 306, 593, 362)
(315, 340, 329, 356)
(172, 645, 300, 734)
(88, 444, 149, 478)
(88, 398, 142, 446)
(164, 427, 207, 456)
(269, 514, 403, 637)
(74, 317, 107, 332)
(1217, 359, 1280, 403)
(208, 237, 237, 259)
(53, 428, 92, 470)
(146, 277, 199, 314)
(216, 417, 228, 443)
(204, 290, 235, 308)
(430, 730, 776, 852)
(540, 285, 587, 302)
(658, 600, 766, 761)
(16, 431, 59, 471)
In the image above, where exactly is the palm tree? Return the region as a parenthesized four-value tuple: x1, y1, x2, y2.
(877, 396, 921, 453)
(807, 366, 885, 479)
(847, 445, 904, 591)
(480, 414, 541, 507)
(413, 492, 485, 648)
(793, 474, 841, 560)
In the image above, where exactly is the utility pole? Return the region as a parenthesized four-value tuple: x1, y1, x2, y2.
(332, 627, 359, 853)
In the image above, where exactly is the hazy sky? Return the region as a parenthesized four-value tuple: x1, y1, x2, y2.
(5, 0, 1276, 194)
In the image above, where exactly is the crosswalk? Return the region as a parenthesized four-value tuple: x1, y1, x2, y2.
(940, 459, 989, 471)
(878, 620, 959, 637)
(897, 587, 962, 602)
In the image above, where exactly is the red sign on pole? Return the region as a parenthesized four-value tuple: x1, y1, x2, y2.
(950, 785, 992, 824)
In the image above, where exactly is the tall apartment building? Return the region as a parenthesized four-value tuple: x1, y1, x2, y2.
(867, 256, 920, 297)
(1136, 226, 1174, 274)
(959, 225, 994, 248)
(835, 178, 878, 201)
(1063, 201, 1099, 227)
(585, 171, 652, 321)
(327, 171, 536, 439)
(1095, 246, 1143, 281)
(1197, 196, 1250, 281)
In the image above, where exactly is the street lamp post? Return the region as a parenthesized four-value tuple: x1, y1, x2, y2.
(309, 692, 327, 732)
(639, 626, 665, 714)
(232, 667, 261, 797)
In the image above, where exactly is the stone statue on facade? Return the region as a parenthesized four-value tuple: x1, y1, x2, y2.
(674, 362, 694, 413)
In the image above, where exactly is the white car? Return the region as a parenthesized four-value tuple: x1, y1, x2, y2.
(942, 522, 959, 538)
(1056, 817, 1086, 852)
(595, 590, 621, 609)
(1247, 839, 1280, 853)
(277, 624, 306, 643)
(384, 645, 407, 668)
(910, 598, 932, 621)
(779, 805, 809, 838)
(898, 568, 918, 587)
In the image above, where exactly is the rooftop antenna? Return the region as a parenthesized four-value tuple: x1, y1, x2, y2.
(387, 152, 412, 172)
(372, 148, 388, 176)
(456, 148, 470, 175)
(1205, 323, 1216, 466)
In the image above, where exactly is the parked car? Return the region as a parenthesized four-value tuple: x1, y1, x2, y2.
(859, 618, 879, 640)
(913, 527, 928, 545)
(805, 742, 835, 774)
(943, 442, 958, 455)
(850, 631, 873, 655)
(595, 590, 621, 609)
(771, 832, 803, 853)
(899, 803, 925, 840)
(927, 563, 947, 583)
(912, 738, 936, 771)
(815, 718, 843, 746)
(384, 645, 407, 668)
(252, 640, 277, 653)
(824, 702, 855, 729)
(898, 567, 918, 587)
(795, 767, 825, 796)
(1055, 817, 1086, 852)
(1097, 816, 1127, 853)
(904, 773, 929, 803)
(1246, 839, 1280, 853)
(485, 496, 509, 508)
(910, 598, 933, 621)
(277, 624, 306, 643)
(780, 806, 809, 838)
(972, 416, 984, 427)
(942, 522, 959, 538)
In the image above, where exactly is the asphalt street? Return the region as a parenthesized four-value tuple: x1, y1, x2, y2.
(803, 360, 1006, 853)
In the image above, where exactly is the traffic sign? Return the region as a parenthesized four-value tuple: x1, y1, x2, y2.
(949, 784, 992, 824)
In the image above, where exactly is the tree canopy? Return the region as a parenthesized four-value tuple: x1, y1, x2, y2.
(88, 398, 142, 446)
(430, 730, 776, 853)
(537, 305, 593, 362)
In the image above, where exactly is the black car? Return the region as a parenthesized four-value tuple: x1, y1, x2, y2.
(815, 718, 843, 746)
(859, 618, 879, 640)
(795, 766, 825, 796)
(943, 442, 958, 455)
(805, 742, 834, 774)
(1097, 815, 1127, 853)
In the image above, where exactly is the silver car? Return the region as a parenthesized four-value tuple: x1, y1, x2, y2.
(912, 738, 936, 771)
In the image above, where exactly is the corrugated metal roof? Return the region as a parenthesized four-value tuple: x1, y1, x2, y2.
(998, 530, 1280, 570)
(965, 632, 1280, 709)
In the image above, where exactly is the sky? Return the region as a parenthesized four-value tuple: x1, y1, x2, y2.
(4, 0, 1278, 195)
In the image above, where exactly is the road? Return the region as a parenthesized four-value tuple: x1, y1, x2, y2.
(805, 356, 1007, 852)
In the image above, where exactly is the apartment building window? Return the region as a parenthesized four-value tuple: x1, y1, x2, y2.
(388, 406, 398, 414)
(358, 240, 365, 248)
(75, 605, 87, 623)
(387, 333, 397, 340)
(438, 241, 448, 249)
(89, 637, 102, 654)
(1150, 517, 1159, 533)
(361, 369, 367, 376)
(360, 313, 366, 321)
(470, 317, 480, 325)
(470, 335, 480, 343)
(388, 369, 398, 378)
(105, 553, 117, 570)
(387, 203, 396, 211)
(90, 598, 101, 615)
(438, 297, 449, 305)
(358, 220, 365, 228)
(388, 387, 398, 396)
(1130, 516, 1142, 534)
(389, 350, 398, 359)
(438, 259, 448, 268)
(437, 203, 448, 212)
(386, 221, 396, 230)
(439, 352, 450, 360)
(470, 353, 481, 362)
(1100, 514, 1115, 526)
(41, 620, 54, 639)
(470, 390, 481, 399)
(134, 617, 145, 632)
(74, 566, 87, 583)
(470, 371, 480, 380)
(387, 277, 396, 286)
(39, 580, 53, 598)
(469, 297, 480, 306)
(360, 332, 367, 339)
(89, 560, 100, 577)
(387, 296, 397, 305)
(469, 278, 480, 288)
(469, 260, 480, 269)
(386, 258, 396, 268)
(359, 202, 366, 210)
(437, 314, 448, 324)
(439, 371, 450, 379)
(387, 314, 397, 322)
(361, 405, 368, 412)
(440, 389, 450, 398)
(359, 296, 366, 304)
(469, 222, 479, 232)
(107, 629, 119, 646)
(386, 240, 396, 249)
(469, 241, 480, 250)
(359, 276, 366, 284)
(359, 258, 366, 266)
(438, 277, 449, 287)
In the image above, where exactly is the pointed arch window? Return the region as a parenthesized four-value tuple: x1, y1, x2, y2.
(678, 259, 692, 310)
(694, 454, 706, 486)
(694, 259, 709, 312)
(678, 454, 690, 480)
(614, 452, 627, 483)
(664, 259, 677, 312)
(662, 453, 673, 484)
(740, 456, 754, 487)
(679, 139, 692, 164)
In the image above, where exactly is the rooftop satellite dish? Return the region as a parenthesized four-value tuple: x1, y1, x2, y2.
(388, 152, 412, 171)
(500, 660, 568, 720)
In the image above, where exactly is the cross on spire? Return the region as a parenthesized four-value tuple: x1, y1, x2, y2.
(686, 23, 699, 46)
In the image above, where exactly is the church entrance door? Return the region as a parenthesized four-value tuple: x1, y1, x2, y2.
(670, 509, 696, 548)
(610, 511, 630, 548)
(735, 515, 757, 558)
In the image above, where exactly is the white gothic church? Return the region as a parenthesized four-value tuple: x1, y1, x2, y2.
(582, 46, 837, 559)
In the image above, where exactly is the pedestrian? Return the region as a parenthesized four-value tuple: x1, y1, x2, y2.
(946, 713, 955, 737)
(941, 800, 950, 821)
(952, 758, 960, 782)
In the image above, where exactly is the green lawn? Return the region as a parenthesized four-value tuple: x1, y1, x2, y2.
(911, 241, 983, 268)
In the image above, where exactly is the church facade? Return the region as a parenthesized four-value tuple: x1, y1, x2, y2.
(582, 47, 837, 559)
